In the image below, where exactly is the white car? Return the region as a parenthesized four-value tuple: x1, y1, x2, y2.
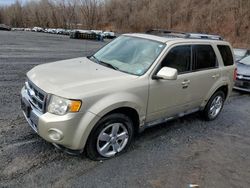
(233, 48, 250, 61)
(32, 27, 44, 32)
(103, 31, 116, 39)
(25, 28, 32, 32)
(56, 29, 65, 34)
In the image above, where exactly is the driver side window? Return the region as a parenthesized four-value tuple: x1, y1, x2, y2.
(161, 45, 191, 74)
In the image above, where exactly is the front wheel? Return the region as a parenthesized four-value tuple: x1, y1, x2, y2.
(202, 90, 225, 121)
(86, 113, 134, 160)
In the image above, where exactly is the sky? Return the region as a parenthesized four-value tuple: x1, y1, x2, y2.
(0, 0, 37, 6)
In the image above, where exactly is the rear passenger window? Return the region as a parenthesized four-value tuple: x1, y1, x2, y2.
(217, 45, 234, 66)
(192, 45, 217, 70)
(161, 45, 191, 73)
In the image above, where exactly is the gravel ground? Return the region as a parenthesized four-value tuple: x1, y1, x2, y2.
(0, 31, 250, 188)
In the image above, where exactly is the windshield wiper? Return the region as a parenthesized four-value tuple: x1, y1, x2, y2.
(90, 55, 100, 64)
(99, 61, 119, 70)
(90, 55, 119, 71)
(238, 61, 245, 65)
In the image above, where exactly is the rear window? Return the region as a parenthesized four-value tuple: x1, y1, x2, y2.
(192, 45, 217, 70)
(218, 45, 234, 66)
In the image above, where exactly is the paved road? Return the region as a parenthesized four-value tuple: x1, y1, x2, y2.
(0, 31, 250, 188)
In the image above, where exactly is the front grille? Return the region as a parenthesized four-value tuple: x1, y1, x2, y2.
(25, 80, 47, 113)
(237, 74, 250, 81)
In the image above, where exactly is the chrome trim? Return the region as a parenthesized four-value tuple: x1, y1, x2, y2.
(25, 80, 47, 113)
(21, 86, 42, 133)
(236, 74, 250, 81)
(22, 111, 38, 133)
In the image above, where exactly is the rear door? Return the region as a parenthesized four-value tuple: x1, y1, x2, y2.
(147, 43, 221, 122)
(186, 44, 221, 108)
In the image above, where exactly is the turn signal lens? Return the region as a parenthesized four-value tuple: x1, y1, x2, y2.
(69, 100, 82, 112)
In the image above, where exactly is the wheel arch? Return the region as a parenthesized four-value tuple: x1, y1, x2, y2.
(77, 102, 143, 151)
(201, 83, 230, 109)
(84, 107, 139, 159)
(103, 107, 140, 133)
(216, 85, 229, 98)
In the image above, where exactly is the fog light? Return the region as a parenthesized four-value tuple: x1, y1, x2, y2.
(48, 129, 63, 141)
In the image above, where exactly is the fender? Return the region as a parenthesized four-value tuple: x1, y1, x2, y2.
(88, 92, 146, 120)
(201, 76, 231, 108)
(74, 92, 147, 149)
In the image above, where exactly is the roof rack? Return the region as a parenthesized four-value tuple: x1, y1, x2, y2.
(188, 33, 224, 40)
(146, 29, 224, 41)
(146, 29, 189, 38)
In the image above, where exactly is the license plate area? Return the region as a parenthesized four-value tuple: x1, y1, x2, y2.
(236, 80, 244, 86)
(21, 97, 31, 118)
(243, 82, 250, 88)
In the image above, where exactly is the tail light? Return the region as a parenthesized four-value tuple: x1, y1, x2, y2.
(233, 68, 237, 81)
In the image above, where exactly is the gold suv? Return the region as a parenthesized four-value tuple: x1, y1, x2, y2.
(21, 30, 236, 160)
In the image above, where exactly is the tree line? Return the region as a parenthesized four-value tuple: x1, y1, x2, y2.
(0, 0, 249, 47)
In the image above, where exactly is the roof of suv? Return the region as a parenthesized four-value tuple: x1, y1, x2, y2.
(124, 33, 230, 46)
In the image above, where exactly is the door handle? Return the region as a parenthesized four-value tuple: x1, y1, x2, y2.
(212, 74, 220, 79)
(182, 80, 190, 85)
(182, 80, 190, 89)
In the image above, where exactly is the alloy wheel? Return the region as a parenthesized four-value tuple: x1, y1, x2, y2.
(209, 95, 223, 119)
(97, 123, 129, 158)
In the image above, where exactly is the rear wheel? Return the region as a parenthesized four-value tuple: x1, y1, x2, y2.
(202, 90, 225, 121)
(86, 113, 134, 160)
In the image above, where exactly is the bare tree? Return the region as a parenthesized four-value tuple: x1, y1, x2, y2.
(0, 0, 249, 47)
(234, 0, 249, 37)
(0, 8, 4, 23)
(79, 0, 98, 29)
(6, 0, 24, 27)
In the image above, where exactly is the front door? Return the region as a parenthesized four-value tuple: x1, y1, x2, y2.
(147, 45, 193, 122)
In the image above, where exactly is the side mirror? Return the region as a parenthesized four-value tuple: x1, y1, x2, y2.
(153, 67, 178, 80)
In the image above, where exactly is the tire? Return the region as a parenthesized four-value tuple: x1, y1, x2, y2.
(85, 113, 134, 160)
(202, 90, 225, 121)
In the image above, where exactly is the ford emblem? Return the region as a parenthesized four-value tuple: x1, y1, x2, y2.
(28, 89, 35, 97)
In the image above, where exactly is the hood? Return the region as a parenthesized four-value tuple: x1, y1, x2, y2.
(27, 57, 137, 98)
(236, 62, 250, 76)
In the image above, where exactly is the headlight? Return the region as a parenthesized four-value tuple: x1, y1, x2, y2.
(48, 95, 82, 115)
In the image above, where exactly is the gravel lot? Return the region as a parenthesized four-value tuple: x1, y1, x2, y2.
(1, 31, 250, 188)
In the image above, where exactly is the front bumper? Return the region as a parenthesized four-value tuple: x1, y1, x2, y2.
(234, 79, 250, 92)
(21, 87, 99, 150)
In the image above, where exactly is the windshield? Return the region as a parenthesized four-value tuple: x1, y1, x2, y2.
(234, 49, 247, 61)
(92, 36, 166, 75)
(239, 55, 250, 65)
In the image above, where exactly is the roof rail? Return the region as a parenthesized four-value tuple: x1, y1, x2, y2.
(188, 33, 224, 40)
(146, 29, 224, 41)
(146, 29, 190, 38)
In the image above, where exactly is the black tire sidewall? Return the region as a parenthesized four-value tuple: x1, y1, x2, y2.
(86, 113, 134, 160)
(203, 91, 225, 121)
